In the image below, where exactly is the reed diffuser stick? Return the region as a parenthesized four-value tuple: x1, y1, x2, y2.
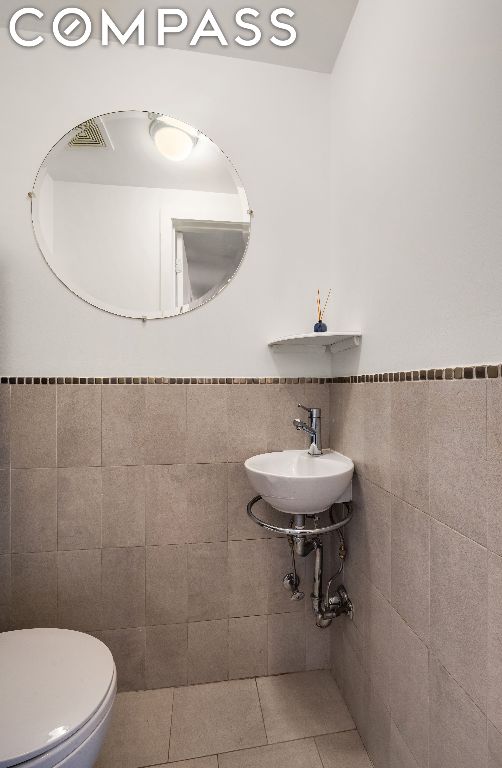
(317, 289, 321, 322)
(320, 288, 332, 321)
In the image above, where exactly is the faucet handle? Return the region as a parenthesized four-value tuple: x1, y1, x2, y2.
(298, 403, 321, 418)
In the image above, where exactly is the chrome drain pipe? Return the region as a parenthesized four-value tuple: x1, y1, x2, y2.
(246, 497, 354, 629)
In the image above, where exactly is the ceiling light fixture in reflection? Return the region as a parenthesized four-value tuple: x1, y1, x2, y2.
(149, 115, 197, 161)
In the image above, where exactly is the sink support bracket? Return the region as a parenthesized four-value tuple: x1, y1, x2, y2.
(245, 496, 352, 536)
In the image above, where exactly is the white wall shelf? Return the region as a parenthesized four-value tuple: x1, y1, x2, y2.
(268, 332, 362, 354)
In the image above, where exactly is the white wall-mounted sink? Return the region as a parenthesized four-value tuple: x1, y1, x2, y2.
(244, 450, 354, 515)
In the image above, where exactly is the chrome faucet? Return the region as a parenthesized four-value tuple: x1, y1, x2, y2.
(293, 404, 322, 456)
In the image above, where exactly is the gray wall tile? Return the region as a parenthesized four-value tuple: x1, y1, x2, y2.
(186, 385, 228, 463)
(95, 627, 146, 692)
(102, 547, 145, 629)
(0, 553, 11, 605)
(351, 477, 392, 600)
(145, 464, 188, 546)
(488, 553, 502, 732)
(228, 539, 268, 617)
(0, 387, 10, 468)
(11, 551, 57, 628)
(429, 454, 487, 545)
(57, 467, 102, 550)
(102, 466, 145, 547)
(188, 618, 229, 684)
(57, 385, 101, 467)
(188, 542, 228, 621)
(488, 380, 502, 462)
(146, 624, 187, 688)
(362, 383, 391, 489)
(57, 548, 102, 630)
(430, 520, 487, 711)
(11, 386, 56, 468)
(364, 585, 393, 706)
(329, 383, 346, 454)
(391, 497, 430, 644)
(11, 468, 57, 553)
(102, 385, 145, 466)
(0, 469, 10, 554)
(185, 463, 227, 544)
(390, 612, 429, 768)
(488, 722, 502, 768)
(429, 657, 487, 768)
(229, 615, 267, 679)
(363, 683, 390, 768)
(227, 385, 268, 462)
(391, 382, 429, 511)
(331, 380, 494, 768)
(146, 544, 187, 625)
(144, 385, 186, 465)
(486, 461, 502, 557)
(390, 722, 421, 768)
(267, 612, 306, 675)
(428, 380, 486, 459)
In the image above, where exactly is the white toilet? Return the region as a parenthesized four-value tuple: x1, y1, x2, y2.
(0, 629, 116, 768)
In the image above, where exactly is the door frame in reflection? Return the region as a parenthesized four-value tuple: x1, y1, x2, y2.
(170, 219, 251, 314)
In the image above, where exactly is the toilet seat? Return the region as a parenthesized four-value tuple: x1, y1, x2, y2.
(0, 629, 116, 768)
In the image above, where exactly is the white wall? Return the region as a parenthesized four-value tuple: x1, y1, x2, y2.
(329, 0, 502, 375)
(0, 32, 332, 376)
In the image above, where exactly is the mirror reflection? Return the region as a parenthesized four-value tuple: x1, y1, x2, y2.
(32, 111, 251, 318)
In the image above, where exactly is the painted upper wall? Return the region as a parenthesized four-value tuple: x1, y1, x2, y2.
(0, 33, 332, 376)
(1, 1, 359, 73)
(329, 0, 502, 375)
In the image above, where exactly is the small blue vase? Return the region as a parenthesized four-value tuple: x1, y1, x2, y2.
(314, 321, 327, 332)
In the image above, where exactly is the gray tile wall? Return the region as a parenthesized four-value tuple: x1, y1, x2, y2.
(0, 383, 332, 691)
(329, 380, 502, 768)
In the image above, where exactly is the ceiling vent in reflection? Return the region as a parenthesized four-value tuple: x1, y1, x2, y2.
(68, 119, 109, 149)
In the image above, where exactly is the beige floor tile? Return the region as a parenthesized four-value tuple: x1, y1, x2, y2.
(168, 679, 266, 762)
(156, 759, 217, 768)
(96, 689, 173, 768)
(218, 738, 323, 767)
(315, 731, 373, 768)
(257, 670, 354, 744)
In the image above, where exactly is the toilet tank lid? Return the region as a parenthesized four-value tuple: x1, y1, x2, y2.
(0, 629, 115, 768)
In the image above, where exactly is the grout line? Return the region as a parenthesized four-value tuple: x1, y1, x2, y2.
(166, 687, 175, 764)
(144, 727, 363, 768)
(312, 735, 326, 767)
(253, 676, 269, 744)
(125, 680, 362, 765)
(355, 470, 490, 551)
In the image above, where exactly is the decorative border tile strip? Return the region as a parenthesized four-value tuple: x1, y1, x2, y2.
(2, 365, 501, 384)
(332, 364, 501, 383)
(0, 376, 334, 385)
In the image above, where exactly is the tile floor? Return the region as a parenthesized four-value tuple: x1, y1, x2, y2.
(96, 670, 372, 767)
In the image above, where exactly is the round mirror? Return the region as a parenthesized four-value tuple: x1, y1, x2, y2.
(31, 111, 251, 319)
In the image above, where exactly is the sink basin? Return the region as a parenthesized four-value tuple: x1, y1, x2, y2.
(244, 450, 354, 515)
